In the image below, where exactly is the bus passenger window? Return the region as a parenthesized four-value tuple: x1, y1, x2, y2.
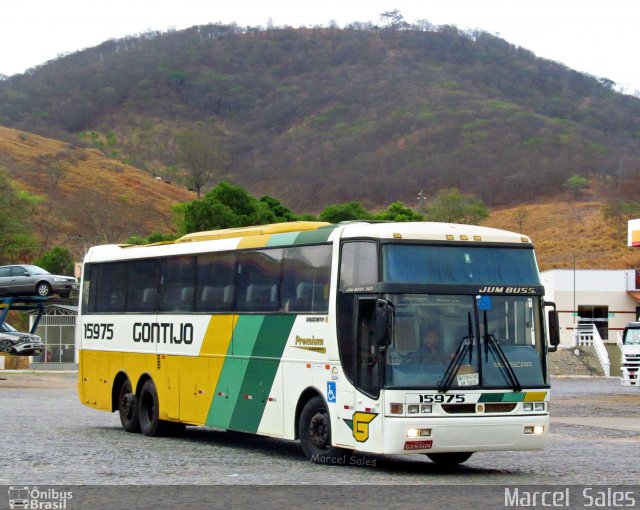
(340, 242, 378, 289)
(281, 245, 331, 313)
(195, 253, 236, 312)
(236, 249, 283, 312)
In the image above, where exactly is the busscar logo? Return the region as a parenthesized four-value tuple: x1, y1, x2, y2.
(8, 486, 73, 509)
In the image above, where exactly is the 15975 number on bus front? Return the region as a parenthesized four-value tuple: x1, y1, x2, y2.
(84, 323, 114, 340)
(419, 394, 466, 403)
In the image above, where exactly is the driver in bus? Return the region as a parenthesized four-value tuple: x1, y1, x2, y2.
(415, 328, 453, 364)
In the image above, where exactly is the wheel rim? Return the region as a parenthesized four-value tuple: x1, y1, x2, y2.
(37, 284, 50, 296)
(308, 409, 330, 451)
(0, 340, 11, 352)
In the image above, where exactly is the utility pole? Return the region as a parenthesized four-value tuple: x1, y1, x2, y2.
(417, 189, 427, 216)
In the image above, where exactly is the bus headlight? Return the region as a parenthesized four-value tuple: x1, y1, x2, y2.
(523, 403, 533, 412)
(407, 428, 431, 438)
(534, 402, 545, 412)
(524, 425, 545, 435)
(407, 404, 419, 414)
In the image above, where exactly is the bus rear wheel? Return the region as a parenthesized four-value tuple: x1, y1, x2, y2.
(426, 452, 473, 466)
(138, 379, 167, 437)
(299, 395, 346, 463)
(118, 379, 140, 433)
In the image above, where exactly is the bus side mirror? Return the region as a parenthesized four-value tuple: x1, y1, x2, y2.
(544, 301, 560, 352)
(375, 298, 394, 348)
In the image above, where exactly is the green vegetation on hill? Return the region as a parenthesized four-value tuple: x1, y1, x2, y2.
(1, 24, 639, 212)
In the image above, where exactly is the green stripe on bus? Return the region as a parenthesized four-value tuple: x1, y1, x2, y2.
(206, 316, 264, 429)
(479, 392, 527, 403)
(266, 232, 300, 247)
(229, 315, 296, 432)
(478, 393, 504, 403)
(293, 226, 336, 245)
(206, 314, 296, 432)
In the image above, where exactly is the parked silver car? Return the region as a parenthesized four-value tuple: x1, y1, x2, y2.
(0, 321, 44, 356)
(0, 264, 79, 298)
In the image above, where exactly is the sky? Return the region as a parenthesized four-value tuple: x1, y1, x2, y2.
(2, 0, 639, 94)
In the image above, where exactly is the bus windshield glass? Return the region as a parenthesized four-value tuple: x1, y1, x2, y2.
(383, 244, 540, 285)
(385, 294, 546, 389)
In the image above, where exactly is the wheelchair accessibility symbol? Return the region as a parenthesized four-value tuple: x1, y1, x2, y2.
(327, 381, 336, 403)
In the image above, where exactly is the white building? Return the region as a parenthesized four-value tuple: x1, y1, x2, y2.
(540, 269, 640, 347)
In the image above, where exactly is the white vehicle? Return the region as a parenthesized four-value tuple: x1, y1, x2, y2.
(0, 322, 43, 356)
(619, 323, 640, 386)
(77, 221, 559, 465)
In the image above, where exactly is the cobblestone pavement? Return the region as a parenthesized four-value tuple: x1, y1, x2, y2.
(1, 373, 638, 486)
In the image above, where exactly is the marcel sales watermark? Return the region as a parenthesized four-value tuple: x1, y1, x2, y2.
(504, 487, 639, 508)
(7, 486, 73, 510)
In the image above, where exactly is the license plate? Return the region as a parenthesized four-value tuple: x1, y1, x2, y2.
(404, 440, 433, 451)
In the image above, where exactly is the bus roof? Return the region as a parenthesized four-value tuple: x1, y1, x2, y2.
(339, 222, 532, 245)
(84, 221, 532, 263)
(176, 221, 332, 243)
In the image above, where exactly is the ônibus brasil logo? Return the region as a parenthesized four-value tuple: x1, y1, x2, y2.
(8, 486, 73, 509)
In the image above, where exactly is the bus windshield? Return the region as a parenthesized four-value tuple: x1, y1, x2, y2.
(385, 294, 546, 389)
(383, 244, 540, 285)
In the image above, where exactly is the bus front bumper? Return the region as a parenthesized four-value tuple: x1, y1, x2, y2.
(380, 414, 549, 455)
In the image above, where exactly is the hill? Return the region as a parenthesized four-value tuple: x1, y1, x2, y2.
(2, 123, 636, 269)
(0, 125, 195, 256)
(1, 25, 640, 211)
(484, 198, 640, 271)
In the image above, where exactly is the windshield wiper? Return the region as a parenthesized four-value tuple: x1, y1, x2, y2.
(438, 313, 474, 393)
(483, 312, 522, 392)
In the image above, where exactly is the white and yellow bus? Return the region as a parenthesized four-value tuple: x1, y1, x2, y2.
(78, 221, 559, 465)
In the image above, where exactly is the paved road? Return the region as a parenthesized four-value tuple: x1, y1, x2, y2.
(0, 373, 638, 490)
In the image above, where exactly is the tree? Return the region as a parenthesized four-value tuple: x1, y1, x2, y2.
(260, 195, 297, 222)
(380, 10, 409, 29)
(0, 168, 40, 263)
(513, 206, 528, 232)
(319, 202, 373, 223)
(424, 188, 489, 224)
(176, 129, 227, 198)
(179, 181, 280, 234)
(34, 247, 75, 275)
(564, 174, 588, 199)
(375, 201, 423, 222)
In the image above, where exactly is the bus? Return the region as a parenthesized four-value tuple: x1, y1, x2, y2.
(77, 221, 559, 465)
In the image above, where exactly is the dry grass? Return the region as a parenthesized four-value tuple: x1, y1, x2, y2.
(483, 200, 640, 271)
(0, 126, 195, 256)
(2, 124, 638, 269)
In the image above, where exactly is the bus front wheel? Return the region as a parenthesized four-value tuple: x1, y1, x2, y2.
(299, 395, 346, 463)
(426, 452, 473, 466)
(118, 379, 140, 433)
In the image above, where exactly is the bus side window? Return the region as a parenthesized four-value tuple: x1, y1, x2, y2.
(282, 245, 331, 313)
(340, 242, 378, 289)
(195, 252, 236, 312)
(236, 249, 283, 312)
(159, 256, 196, 312)
(126, 260, 160, 312)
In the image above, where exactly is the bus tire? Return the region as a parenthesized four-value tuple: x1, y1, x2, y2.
(298, 395, 346, 463)
(118, 378, 140, 433)
(138, 379, 167, 437)
(426, 452, 473, 466)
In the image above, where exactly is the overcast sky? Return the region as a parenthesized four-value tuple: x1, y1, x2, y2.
(2, 0, 639, 94)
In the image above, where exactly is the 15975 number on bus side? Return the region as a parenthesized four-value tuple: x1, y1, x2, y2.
(84, 323, 114, 340)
